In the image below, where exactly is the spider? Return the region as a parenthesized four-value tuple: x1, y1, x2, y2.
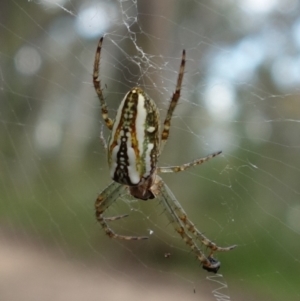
(93, 37, 236, 273)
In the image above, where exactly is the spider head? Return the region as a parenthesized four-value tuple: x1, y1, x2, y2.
(127, 172, 156, 200)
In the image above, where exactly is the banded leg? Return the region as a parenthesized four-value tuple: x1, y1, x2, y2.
(178, 211, 237, 254)
(160, 50, 186, 152)
(153, 176, 221, 273)
(95, 181, 148, 240)
(155, 175, 236, 253)
(157, 151, 222, 173)
(93, 37, 114, 130)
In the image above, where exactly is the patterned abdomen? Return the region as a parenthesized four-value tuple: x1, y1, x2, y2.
(107, 87, 160, 186)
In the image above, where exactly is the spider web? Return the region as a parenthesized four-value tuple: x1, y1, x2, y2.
(1, 0, 300, 300)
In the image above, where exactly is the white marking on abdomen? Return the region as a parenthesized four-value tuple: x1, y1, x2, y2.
(135, 93, 148, 175)
(126, 131, 140, 184)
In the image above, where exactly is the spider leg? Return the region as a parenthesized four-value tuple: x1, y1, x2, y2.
(93, 37, 114, 130)
(156, 174, 236, 253)
(153, 175, 221, 273)
(175, 208, 237, 254)
(177, 213, 237, 253)
(95, 181, 148, 240)
(157, 151, 222, 173)
(157, 174, 236, 252)
(160, 50, 186, 152)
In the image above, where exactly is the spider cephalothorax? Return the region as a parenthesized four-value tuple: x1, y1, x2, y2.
(93, 37, 236, 273)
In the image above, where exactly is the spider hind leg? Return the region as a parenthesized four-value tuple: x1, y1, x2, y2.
(95, 181, 148, 240)
(153, 175, 235, 272)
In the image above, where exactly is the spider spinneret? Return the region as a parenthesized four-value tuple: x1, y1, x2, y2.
(93, 37, 236, 273)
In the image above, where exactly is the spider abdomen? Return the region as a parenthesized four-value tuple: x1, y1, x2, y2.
(108, 87, 160, 186)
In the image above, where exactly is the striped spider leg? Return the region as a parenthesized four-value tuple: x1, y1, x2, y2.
(152, 175, 236, 273)
(93, 37, 236, 273)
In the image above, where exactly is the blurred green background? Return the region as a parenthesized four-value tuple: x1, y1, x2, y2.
(1, 0, 300, 300)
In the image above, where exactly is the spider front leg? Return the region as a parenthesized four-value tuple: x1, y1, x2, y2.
(95, 181, 148, 240)
(152, 175, 221, 273)
(93, 37, 114, 130)
(160, 49, 186, 152)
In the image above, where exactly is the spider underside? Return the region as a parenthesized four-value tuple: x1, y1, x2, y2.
(93, 37, 236, 273)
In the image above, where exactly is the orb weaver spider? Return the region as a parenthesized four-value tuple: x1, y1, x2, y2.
(93, 37, 236, 273)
